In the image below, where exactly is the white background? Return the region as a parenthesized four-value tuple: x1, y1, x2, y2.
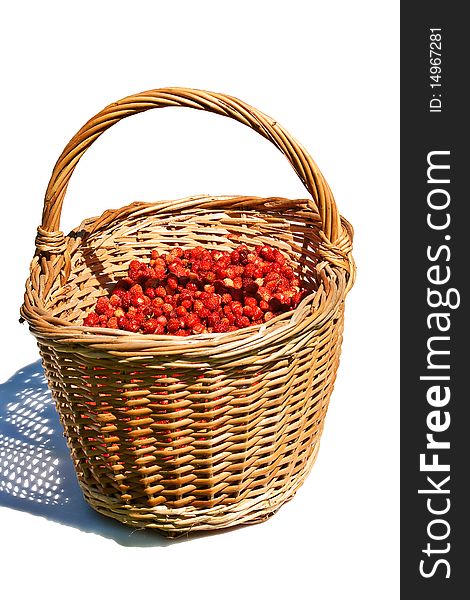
(0, 1, 399, 598)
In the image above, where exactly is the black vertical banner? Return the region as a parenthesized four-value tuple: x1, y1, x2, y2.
(401, 3, 468, 598)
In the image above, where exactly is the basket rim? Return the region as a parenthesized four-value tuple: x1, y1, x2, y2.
(22, 194, 354, 360)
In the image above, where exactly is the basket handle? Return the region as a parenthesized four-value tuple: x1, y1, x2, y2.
(39, 87, 342, 245)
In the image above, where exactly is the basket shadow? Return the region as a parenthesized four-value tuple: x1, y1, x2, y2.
(0, 360, 176, 547)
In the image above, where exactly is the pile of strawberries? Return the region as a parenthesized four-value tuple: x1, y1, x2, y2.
(82, 243, 306, 335)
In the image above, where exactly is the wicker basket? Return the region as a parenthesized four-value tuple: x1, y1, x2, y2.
(21, 88, 355, 536)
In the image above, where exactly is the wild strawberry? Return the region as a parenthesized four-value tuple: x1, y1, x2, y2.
(259, 246, 275, 262)
(273, 249, 286, 265)
(96, 297, 110, 315)
(252, 306, 263, 320)
(83, 312, 100, 327)
(265, 279, 278, 292)
(243, 305, 254, 318)
(107, 317, 118, 329)
(198, 307, 211, 319)
(156, 315, 168, 327)
(207, 312, 221, 327)
(169, 261, 186, 277)
(152, 266, 165, 279)
(162, 303, 173, 314)
(232, 277, 243, 289)
(259, 300, 269, 311)
(183, 313, 197, 328)
(214, 320, 230, 333)
(181, 298, 192, 309)
(125, 318, 140, 332)
(129, 284, 143, 295)
(98, 314, 108, 326)
(176, 306, 188, 317)
(152, 296, 164, 308)
(230, 301, 243, 316)
(264, 311, 275, 322)
(129, 260, 141, 271)
(167, 318, 180, 333)
(230, 250, 240, 264)
(145, 287, 156, 299)
(235, 316, 250, 328)
(203, 295, 221, 310)
(109, 294, 122, 308)
(243, 263, 254, 277)
(170, 247, 184, 259)
(258, 287, 271, 302)
(200, 259, 212, 271)
(141, 305, 153, 317)
(117, 316, 128, 329)
(245, 296, 257, 308)
(143, 318, 159, 334)
(154, 323, 165, 334)
(151, 250, 159, 260)
(131, 294, 146, 308)
(167, 276, 178, 290)
(164, 294, 177, 306)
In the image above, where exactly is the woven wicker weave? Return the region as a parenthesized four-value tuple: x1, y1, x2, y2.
(21, 88, 355, 536)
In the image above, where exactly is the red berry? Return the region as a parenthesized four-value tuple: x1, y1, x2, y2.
(235, 316, 251, 328)
(203, 295, 221, 311)
(230, 301, 243, 316)
(167, 276, 178, 290)
(109, 294, 121, 308)
(243, 305, 254, 318)
(176, 306, 187, 317)
(129, 284, 143, 295)
(273, 249, 286, 265)
(131, 294, 145, 308)
(143, 318, 159, 333)
(230, 250, 240, 264)
(125, 318, 140, 332)
(167, 318, 180, 333)
(107, 317, 118, 329)
(258, 287, 271, 302)
(96, 297, 110, 315)
(213, 320, 230, 333)
(83, 312, 100, 327)
(259, 300, 269, 311)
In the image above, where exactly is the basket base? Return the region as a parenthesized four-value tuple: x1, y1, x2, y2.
(79, 441, 321, 537)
